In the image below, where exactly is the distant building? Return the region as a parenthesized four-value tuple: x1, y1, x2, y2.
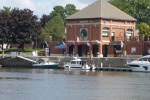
(65, 0, 143, 57)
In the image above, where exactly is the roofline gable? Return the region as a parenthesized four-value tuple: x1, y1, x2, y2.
(66, 0, 136, 21)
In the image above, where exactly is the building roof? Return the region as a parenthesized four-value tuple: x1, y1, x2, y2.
(66, 0, 136, 21)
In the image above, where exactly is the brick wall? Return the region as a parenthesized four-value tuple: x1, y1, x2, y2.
(12, 44, 32, 48)
(49, 42, 65, 55)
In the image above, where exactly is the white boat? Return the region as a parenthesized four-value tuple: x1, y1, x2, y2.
(82, 63, 96, 70)
(127, 55, 150, 72)
(64, 57, 95, 70)
(64, 57, 86, 69)
(82, 63, 91, 70)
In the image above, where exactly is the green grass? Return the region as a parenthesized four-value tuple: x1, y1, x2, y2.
(5, 48, 44, 55)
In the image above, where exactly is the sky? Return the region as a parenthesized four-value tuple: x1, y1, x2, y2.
(0, 0, 97, 18)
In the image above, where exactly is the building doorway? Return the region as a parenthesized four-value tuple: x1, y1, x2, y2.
(69, 44, 74, 56)
(103, 45, 108, 57)
(78, 45, 89, 57)
(114, 44, 121, 56)
(78, 45, 83, 56)
(93, 45, 99, 57)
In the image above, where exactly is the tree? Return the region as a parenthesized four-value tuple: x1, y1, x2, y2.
(40, 4, 78, 42)
(50, 4, 79, 26)
(40, 14, 51, 28)
(11, 8, 41, 50)
(109, 0, 150, 28)
(50, 6, 65, 20)
(42, 15, 65, 41)
(0, 11, 12, 51)
(139, 22, 150, 36)
(0, 6, 13, 15)
(65, 4, 79, 17)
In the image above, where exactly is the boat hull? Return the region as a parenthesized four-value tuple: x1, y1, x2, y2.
(32, 64, 59, 69)
(64, 64, 95, 70)
(0, 57, 36, 67)
(64, 65, 82, 70)
(64, 62, 83, 69)
(128, 64, 150, 72)
(127, 60, 150, 72)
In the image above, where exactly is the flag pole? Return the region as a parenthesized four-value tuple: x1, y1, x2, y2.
(75, 23, 77, 56)
(90, 20, 92, 64)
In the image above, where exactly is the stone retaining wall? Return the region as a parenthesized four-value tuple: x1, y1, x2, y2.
(28, 56, 136, 68)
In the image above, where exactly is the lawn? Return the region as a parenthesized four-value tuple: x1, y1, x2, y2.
(4, 48, 44, 56)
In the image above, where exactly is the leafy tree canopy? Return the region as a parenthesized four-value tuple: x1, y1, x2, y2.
(50, 6, 65, 19)
(109, 0, 150, 29)
(0, 7, 42, 50)
(0, 11, 12, 49)
(41, 4, 78, 42)
(40, 14, 51, 28)
(109, 0, 150, 35)
(42, 15, 65, 41)
(0, 6, 13, 15)
(65, 4, 79, 17)
(0, 4, 79, 49)
(139, 22, 150, 36)
(50, 4, 79, 25)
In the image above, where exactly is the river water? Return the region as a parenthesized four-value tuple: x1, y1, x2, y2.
(0, 68, 150, 100)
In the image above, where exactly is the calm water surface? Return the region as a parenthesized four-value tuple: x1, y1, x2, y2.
(0, 68, 150, 100)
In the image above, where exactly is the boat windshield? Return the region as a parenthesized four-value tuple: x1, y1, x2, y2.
(138, 58, 150, 61)
(71, 61, 77, 64)
(71, 61, 81, 64)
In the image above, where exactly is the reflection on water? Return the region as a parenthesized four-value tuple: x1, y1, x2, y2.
(0, 77, 31, 80)
(0, 68, 150, 100)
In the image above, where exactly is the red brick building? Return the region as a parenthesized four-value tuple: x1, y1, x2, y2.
(64, 0, 144, 57)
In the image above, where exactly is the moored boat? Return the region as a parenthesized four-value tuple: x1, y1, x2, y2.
(0, 56, 37, 67)
(127, 55, 150, 72)
(64, 57, 96, 70)
(32, 62, 59, 69)
(82, 63, 96, 70)
(64, 57, 85, 69)
(82, 63, 90, 70)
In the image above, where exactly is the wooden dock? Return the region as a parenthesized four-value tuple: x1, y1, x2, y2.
(96, 67, 131, 72)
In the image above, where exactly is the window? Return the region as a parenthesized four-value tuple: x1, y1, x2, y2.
(138, 58, 150, 62)
(80, 28, 88, 40)
(71, 61, 76, 64)
(131, 47, 136, 53)
(126, 29, 133, 37)
(102, 27, 109, 37)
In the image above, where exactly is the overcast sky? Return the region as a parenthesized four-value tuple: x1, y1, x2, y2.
(0, 0, 97, 18)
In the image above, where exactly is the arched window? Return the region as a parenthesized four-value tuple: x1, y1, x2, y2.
(102, 27, 109, 37)
(80, 28, 88, 40)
